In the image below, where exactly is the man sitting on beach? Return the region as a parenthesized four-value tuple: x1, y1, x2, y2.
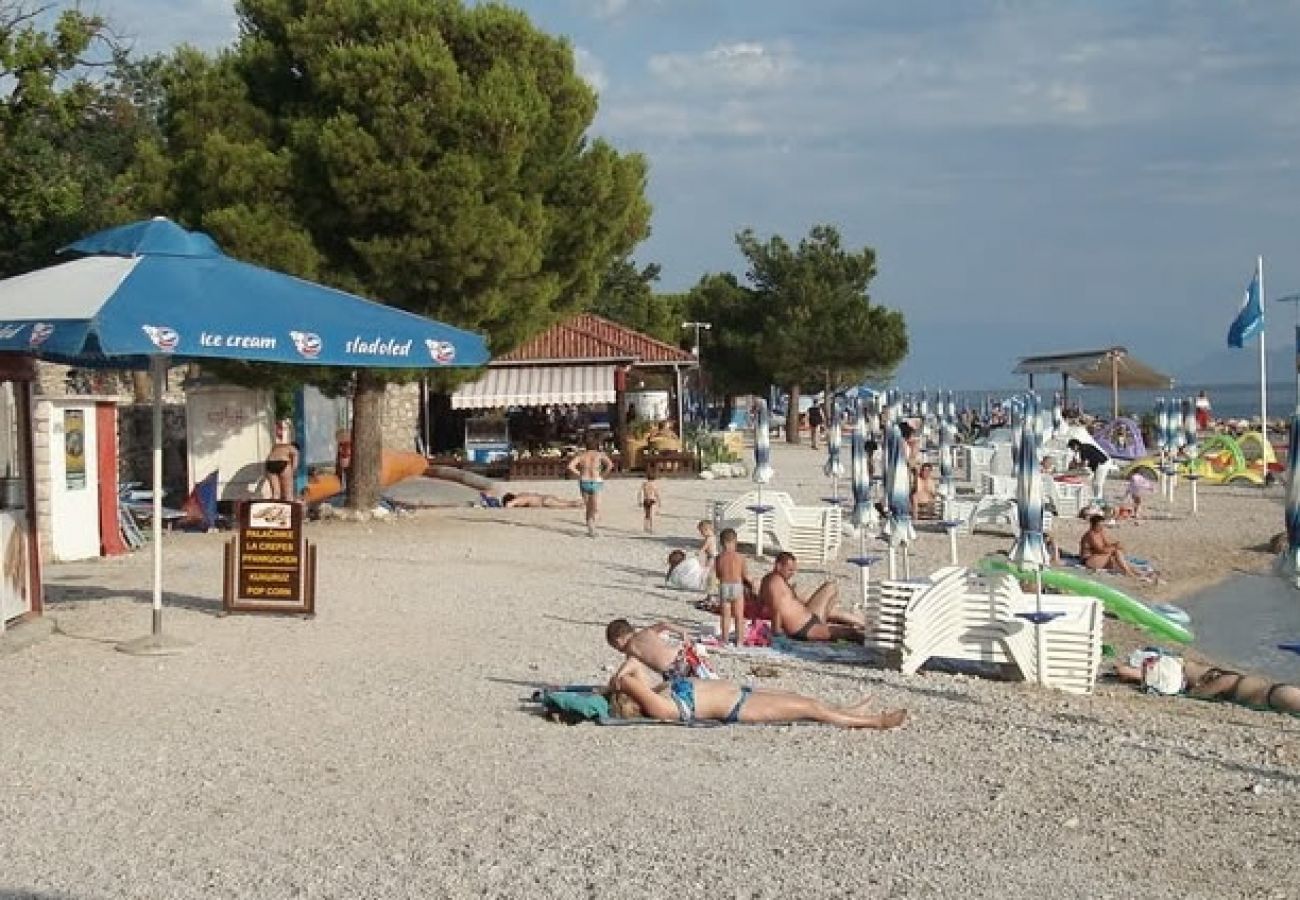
(760, 552, 865, 641)
(1080, 514, 1141, 578)
(499, 492, 583, 509)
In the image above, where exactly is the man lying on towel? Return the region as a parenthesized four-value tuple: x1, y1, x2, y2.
(760, 552, 865, 642)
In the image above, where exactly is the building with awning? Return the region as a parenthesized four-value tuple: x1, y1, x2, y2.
(1013, 347, 1173, 416)
(450, 313, 697, 431)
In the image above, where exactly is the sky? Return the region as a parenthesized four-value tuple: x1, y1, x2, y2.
(101, 0, 1300, 388)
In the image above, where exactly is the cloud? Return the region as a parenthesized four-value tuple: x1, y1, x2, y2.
(648, 41, 795, 91)
(573, 46, 608, 93)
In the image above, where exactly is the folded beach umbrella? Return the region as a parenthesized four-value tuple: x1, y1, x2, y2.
(938, 411, 955, 499)
(850, 400, 871, 528)
(1155, 398, 1170, 454)
(884, 421, 915, 548)
(753, 398, 774, 484)
(1052, 392, 1064, 438)
(1182, 397, 1198, 457)
(1009, 416, 1049, 569)
(946, 391, 957, 426)
(1283, 414, 1300, 585)
(823, 397, 844, 480)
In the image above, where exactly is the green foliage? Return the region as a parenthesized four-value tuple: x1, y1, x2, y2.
(685, 225, 908, 398)
(0, 4, 155, 277)
(142, 0, 650, 505)
(589, 257, 688, 346)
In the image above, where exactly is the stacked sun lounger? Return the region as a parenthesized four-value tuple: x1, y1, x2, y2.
(707, 490, 842, 565)
(864, 566, 1104, 695)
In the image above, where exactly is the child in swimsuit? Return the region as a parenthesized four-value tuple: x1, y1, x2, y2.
(605, 618, 714, 681)
(713, 527, 750, 646)
(638, 474, 660, 533)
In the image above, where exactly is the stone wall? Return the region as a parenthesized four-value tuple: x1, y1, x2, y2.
(29, 402, 52, 564)
(379, 382, 421, 452)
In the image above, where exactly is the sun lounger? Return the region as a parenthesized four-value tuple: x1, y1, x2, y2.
(707, 491, 842, 564)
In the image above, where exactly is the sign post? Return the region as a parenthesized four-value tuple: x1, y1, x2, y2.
(223, 499, 316, 615)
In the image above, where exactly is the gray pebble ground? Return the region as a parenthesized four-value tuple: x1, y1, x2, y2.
(1, 444, 1296, 899)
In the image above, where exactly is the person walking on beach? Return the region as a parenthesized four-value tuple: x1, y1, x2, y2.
(714, 528, 753, 646)
(760, 552, 865, 641)
(1195, 391, 1212, 431)
(638, 473, 660, 533)
(567, 433, 614, 537)
(1067, 437, 1114, 503)
(807, 400, 825, 449)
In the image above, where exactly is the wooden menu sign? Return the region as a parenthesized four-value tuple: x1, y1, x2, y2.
(223, 500, 316, 615)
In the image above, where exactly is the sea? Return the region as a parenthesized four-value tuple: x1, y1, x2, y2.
(962, 381, 1299, 422)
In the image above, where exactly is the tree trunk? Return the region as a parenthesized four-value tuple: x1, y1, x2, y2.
(785, 383, 801, 444)
(131, 371, 152, 404)
(349, 370, 384, 510)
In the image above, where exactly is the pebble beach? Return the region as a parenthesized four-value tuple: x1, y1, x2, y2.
(2, 441, 1298, 899)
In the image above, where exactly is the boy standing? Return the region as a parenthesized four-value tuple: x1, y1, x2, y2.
(714, 528, 752, 646)
(638, 474, 661, 533)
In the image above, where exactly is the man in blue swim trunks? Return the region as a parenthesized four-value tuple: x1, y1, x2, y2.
(567, 433, 615, 537)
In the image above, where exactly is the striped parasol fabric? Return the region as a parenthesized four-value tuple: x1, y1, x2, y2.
(1009, 415, 1049, 568)
(1182, 397, 1198, 458)
(753, 398, 774, 484)
(884, 421, 915, 547)
(938, 405, 955, 499)
(1284, 414, 1300, 584)
(1155, 398, 1171, 454)
(824, 397, 844, 479)
(850, 400, 871, 527)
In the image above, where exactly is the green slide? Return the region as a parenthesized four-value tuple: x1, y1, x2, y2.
(977, 557, 1194, 644)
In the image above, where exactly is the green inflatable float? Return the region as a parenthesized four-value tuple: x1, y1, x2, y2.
(977, 557, 1194, 644)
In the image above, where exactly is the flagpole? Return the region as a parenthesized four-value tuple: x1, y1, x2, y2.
(1260, 255, 1268, 432)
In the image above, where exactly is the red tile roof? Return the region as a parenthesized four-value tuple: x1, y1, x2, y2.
(500, 313, 696, 365)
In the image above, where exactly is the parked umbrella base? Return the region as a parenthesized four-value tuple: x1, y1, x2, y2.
(116, 611, 192, 656)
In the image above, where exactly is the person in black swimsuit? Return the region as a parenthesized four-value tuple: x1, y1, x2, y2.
(1114, 658, 1300, 714)
(759, 552, 864, 642)
(264, 442, 300, 500)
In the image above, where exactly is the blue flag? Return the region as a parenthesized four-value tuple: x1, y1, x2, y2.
(1228, 266, 1263, 348)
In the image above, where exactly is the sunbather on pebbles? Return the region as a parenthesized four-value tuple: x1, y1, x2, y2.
(499, 492, 583, 509)
(606, 657, 907, 729)
(760, 552, 865, 641)
(1114, 656, 1300, 715)
(1080, 514, 1154, 582)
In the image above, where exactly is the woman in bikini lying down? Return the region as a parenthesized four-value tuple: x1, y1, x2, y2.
(606, 659, 907, 729)
(1114, 658, 1300, 714)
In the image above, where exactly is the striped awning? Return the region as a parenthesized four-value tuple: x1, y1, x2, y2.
(450, 364, 618, 409)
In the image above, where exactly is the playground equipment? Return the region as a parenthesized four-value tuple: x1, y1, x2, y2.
(1122, 433, 1279, 487)
(1089, 417, 1147, 462)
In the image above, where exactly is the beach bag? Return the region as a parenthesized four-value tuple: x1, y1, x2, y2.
(683, 643, 719, 680)
(1136, 651, 1184, 696)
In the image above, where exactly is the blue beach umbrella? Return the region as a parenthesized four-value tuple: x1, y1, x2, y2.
(753, 398, 774, 484)
(1282, 414, 1300, 585)
(0, 217, 490, 654)
(0, 218, 488, 368)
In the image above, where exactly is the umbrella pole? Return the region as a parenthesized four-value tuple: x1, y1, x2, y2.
(755, 484, 765, 558)
(902, 544, 911, 580)
(117, 357, 190, 656)
(1035, 568, 1046, 686)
